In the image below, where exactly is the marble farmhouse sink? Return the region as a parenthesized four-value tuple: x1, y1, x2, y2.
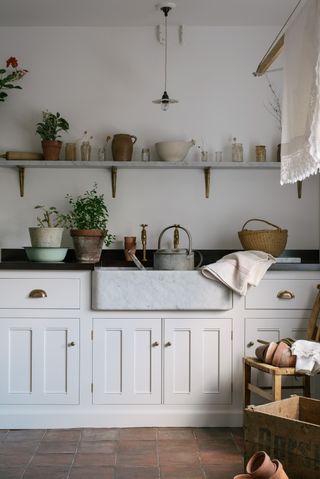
(92, 267, 232, 310)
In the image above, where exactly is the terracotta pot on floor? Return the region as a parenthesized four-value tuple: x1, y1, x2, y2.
(246, 451, 276, 478)
(269, 459, 289, 479)
(233, 475, 251, 479)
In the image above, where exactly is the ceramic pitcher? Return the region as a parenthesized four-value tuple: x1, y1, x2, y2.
(112, 134, 137, 161)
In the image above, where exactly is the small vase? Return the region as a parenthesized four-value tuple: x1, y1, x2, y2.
(42, 140, 62, 161)
(112, 134, 137, 161)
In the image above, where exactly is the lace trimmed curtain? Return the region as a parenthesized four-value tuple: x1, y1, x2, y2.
(281, 0, 320, 184)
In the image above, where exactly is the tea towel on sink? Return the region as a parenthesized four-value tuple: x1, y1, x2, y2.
(201, 251, 275, 296)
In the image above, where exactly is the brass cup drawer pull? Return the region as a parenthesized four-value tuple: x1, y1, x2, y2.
(68, 341, 76, 347)
(165, 341, 172, 347)
(152, 341, 159, 347)
(29, 289, 48, 298)
(277, 290, 295, 300)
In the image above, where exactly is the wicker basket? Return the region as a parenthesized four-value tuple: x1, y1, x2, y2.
(238, 219, 288, 257)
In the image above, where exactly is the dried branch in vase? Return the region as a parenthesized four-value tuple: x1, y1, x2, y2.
(264, 74, 282, 131)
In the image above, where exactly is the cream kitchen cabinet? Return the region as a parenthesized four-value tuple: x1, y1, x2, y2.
(92, 317, 232, 406)
(0, 272, 82, 406)
(0, 317, 79, 405)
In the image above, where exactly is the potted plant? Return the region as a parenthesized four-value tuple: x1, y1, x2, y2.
(62, 184, 114, 262)
(29, 205, 64, 247)
(0, 56, 28, 102)
(36, 110, 69, 161)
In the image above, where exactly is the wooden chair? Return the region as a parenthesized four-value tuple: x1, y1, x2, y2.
(243, 285, 320, 407)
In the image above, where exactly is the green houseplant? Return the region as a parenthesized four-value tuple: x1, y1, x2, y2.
(62, 184, 114, 262)
(36, 111, 69, 161)
(29, 205, 65, 247)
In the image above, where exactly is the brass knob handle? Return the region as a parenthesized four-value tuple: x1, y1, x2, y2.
(68, 341, 75, 347)
(247, 341, 254, 348)
(152, 341, 159, 347)
(29, 289, 47, 298)
(277, 290, 295, 300)
(165, 341, 172, 347)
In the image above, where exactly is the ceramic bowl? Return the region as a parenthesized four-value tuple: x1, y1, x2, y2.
(155, 140, 195, 161)
(24, 247, 68, 262)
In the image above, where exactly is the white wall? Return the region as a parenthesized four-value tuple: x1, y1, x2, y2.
(0, 26, 318, 250)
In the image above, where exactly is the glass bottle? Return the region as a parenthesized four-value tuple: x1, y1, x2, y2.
(81, 140, 91, 161)
(232, 137, 243, 162)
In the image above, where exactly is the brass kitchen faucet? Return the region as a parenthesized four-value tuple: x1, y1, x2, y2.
(140, 224, 148, 262)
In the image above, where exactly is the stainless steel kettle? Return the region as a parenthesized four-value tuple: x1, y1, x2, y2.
(153, 225, 203, 271)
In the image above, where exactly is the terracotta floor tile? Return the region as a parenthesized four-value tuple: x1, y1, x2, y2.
(81, 428, 120, 441)
(193, 428, 231, 441)
(116, 447, 158, 467)
(203, 464, 244, 479)
(158, 451, 200, 466)
(74, 453, 116, 466)
(37, 441, 78, 454)
(23, 465, 69, 479)
(160, 464, 205, 478)
(69, 465, 115, 479)
(199, 445, 243, 465)
(43, 429, 81, 442)
(158, 440, 198, 453)
(6, 430, 45, 442)
(78, 440, 117, 454)
(119, 428, 157, 441)
(0, 453, 32, 466)
(30, 453, 75, 466)
(0, 466, 25, 479)
(118, 440, 156, 452)
(0, 442, 40, 455)
(115, 466, 160, 479)
(158, 428, 195, 441)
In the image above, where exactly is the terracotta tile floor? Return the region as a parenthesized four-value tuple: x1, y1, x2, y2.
(0, 427, 244, 479)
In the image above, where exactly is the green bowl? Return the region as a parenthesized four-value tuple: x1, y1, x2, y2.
(24, 247, 68, 262)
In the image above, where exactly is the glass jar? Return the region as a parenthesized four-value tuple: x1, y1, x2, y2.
(65, 143, 76, 161)
(256, 145, 266, 162)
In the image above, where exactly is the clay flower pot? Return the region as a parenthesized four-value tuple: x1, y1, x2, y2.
(71, 229, 105, 263)
(246, 451, 276, 478)
(41, 140, 62, 161)
(233, 475, 251, 479)
(269, 459, 289, 479)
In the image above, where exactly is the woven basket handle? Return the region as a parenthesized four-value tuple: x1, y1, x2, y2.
(241, 218, 281, 231)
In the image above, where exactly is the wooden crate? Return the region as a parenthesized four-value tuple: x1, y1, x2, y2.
(244, 396, 320, 479)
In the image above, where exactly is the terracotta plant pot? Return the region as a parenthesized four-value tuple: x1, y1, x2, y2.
(272, 342, 296, 368)
(233, 475, 251, 479)
(269, 459, 289, 479)
(246, 451, 276, 478)
(41, 140, 62, 161)
(71, 229, 105, 263)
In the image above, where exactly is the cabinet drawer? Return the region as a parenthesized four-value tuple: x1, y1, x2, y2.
(245, 279, 319, 310)
(0, 278, 80, 309)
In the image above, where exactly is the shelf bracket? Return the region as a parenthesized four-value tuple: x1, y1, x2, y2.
(297, 180, 302, 199)
(111, 166, 117, 198)
(17, 167, 25, 197)
(204, 167, 211, 198)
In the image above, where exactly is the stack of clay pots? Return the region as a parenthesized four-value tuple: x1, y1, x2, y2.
(234, 451, 289, 479)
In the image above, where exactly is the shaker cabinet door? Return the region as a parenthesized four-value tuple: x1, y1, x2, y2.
(164, 318, 232, 405)
(0, 317, 79, 405)
(92, 318, 162, 404)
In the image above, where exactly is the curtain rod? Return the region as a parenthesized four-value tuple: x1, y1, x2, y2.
(253, 0, 303, 77)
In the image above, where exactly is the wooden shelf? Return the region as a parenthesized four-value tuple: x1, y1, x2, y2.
(0, 160, 281, 198)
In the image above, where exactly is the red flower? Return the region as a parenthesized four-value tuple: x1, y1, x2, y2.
(6, 56, 18, 68)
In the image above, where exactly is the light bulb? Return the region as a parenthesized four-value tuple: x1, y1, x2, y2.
(161, 101, 169, 111)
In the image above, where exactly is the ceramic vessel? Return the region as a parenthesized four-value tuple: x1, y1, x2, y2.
(269, 460, 289, 479)
(246, 451, 276, 478)
(29, 227, 64, 248)
(112, 134, 137, 161)
(124, 236, 137, 262)
(24, 247, 68, 262)
(41, 140, 62, 161)
(155, 139, 195, 161)
(71, 229, 105, 263)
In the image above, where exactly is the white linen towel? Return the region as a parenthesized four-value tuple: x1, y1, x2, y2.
(281, 0, 320, 184)
(291, 339, 320, 375)
(201, 251, 276, 296)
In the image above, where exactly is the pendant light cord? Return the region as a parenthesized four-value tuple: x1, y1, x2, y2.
(164, 12, 168, 91)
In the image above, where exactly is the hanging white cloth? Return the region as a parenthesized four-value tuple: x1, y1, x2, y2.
(280, 0, 320, 184)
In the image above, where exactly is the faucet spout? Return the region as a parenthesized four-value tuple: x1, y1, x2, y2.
(140, 224, 148, 262)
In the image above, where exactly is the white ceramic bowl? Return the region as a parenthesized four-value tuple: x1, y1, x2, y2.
(24, 247, 68, 262)
(155, 140, 195, 162)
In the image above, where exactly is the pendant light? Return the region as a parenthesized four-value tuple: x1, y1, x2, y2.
(153, 2, 178, 111)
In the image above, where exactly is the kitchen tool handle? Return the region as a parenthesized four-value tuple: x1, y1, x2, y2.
(158, 225, 192, 254)
(277, 290, 295, 300)
(29, 289, 47, 298)
(194, 250, 203, 269)
(131, 135, 137, 144)
(241, 218, 282, 231)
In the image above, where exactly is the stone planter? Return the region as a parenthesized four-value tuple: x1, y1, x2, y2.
(29, 227, 64, 247)
(71, 229, 105, 263)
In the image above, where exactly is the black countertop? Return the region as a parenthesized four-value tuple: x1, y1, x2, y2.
(0, 249, 319, 271)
